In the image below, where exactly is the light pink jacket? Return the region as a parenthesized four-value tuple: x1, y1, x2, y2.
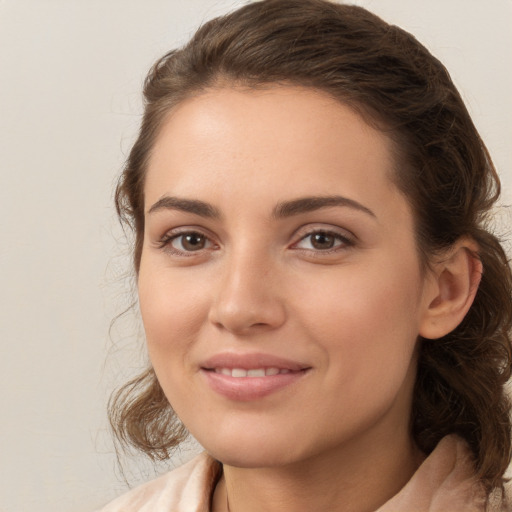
(96, 436, 509, 511)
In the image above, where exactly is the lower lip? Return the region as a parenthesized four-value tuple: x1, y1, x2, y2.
(201, 369, 308, 401)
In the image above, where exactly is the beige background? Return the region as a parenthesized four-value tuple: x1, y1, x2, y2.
(0, 1, 510, 511)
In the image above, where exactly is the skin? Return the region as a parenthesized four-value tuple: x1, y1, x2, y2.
(138, 86, 479, 512)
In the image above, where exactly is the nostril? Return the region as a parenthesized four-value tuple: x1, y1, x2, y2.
(207, 275, 287, 333)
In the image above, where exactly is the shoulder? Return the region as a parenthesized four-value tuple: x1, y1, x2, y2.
(378, 436, 500, 512)
(95, 452, 221, 512)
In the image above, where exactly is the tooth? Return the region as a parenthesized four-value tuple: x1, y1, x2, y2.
(247, 369, 265, 377)
(232, 368, 248, 378)
(266, 367, 279, 376)
(221, 368, 231, 376)
(279, 369, 290, 374)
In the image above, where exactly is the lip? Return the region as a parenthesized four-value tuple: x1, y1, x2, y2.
(200, 352, 311, 401)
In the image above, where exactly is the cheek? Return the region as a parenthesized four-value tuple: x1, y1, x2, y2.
(137, 268, 211, 414)
(297, 256, 421, 326)
(137, 265, 209, 359)
(292, 258, 423, 381)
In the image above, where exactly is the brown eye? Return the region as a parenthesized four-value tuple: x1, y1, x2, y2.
(171, 232, 209, 252)
(293, 229, 353, 253)
(310, 232, 336, 250)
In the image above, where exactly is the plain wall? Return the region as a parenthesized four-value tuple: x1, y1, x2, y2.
(0, 1, 510, 511)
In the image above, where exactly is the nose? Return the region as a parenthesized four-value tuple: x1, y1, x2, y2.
(208, 250, 287, 335)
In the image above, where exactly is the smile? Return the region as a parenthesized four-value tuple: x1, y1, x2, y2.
(213, 367, 291, 377)
(200, 354, 310, 401)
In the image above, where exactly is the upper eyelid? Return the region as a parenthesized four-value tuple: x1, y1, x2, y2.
(159, 225, 216, 241)
(292, 224, 356, 241)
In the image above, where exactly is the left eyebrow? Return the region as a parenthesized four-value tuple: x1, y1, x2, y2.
(272, 195, 376, 219)
(147, 196, 221, 218)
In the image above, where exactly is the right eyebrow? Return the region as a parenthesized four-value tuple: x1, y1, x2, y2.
(146, 196, 221, 219)
(272, 195, 376, 220)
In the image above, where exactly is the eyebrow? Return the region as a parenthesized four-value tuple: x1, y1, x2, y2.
(272, 195, 376, 219)
(147, 196, 221, 218)
(146, 194, 376, 220)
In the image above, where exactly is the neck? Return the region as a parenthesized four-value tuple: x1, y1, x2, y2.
(212, 429, 423, 512)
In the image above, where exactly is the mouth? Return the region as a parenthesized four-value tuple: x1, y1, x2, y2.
(209, 367, 294, 378)
(200, 353, 311, 401)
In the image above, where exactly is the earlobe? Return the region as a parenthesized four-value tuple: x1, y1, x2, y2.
(419, 240, 482, 340)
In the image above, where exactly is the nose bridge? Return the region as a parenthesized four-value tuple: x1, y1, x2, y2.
(209, 241, 286, 334)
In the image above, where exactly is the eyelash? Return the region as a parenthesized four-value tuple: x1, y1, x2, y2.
(291, 228, 355, 254)
(157, 229, 216, 257)
(157, 227, 355, 257)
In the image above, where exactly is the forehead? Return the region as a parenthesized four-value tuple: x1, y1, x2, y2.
(145, 86, 406, 221)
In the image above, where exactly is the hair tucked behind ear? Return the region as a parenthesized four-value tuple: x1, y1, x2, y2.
(110, 0, 512, 494)
(412, 229, 512, 490)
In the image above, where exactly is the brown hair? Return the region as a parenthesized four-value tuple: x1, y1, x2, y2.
(110, 0, 512, 495)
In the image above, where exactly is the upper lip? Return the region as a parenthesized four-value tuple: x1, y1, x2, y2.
(201, 352, 310, 372)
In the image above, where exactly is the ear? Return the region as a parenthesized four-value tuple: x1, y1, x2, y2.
(419, 239, 482, 340)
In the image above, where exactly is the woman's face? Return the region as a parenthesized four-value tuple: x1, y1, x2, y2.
(139, 86, 436, 468)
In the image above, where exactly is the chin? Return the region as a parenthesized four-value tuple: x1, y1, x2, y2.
(195, 428, 306, 469)
(210, 446, 298, 469)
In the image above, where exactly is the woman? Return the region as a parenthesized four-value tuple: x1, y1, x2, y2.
(99, 0, 512, 510)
